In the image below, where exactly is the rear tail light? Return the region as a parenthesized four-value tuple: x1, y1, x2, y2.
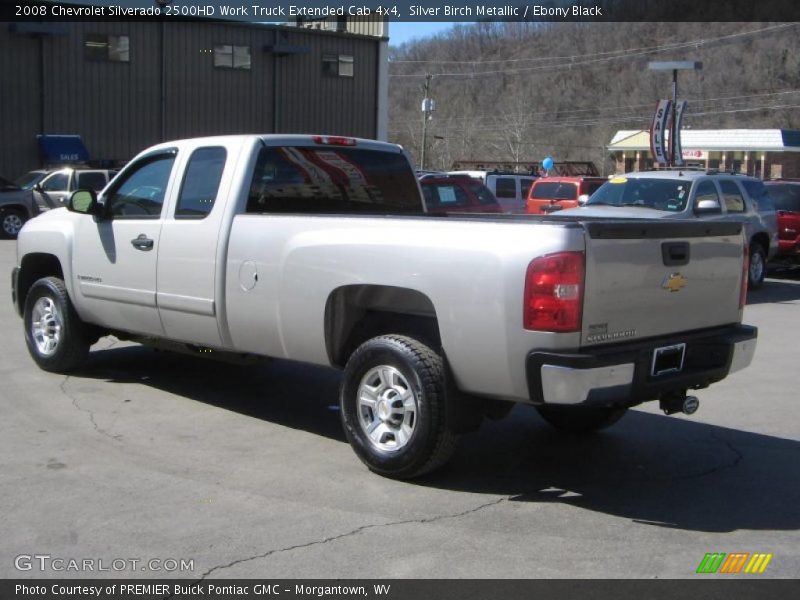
(312, 135, 357, 146)
(739, 245, 749, 310)
(524, 251, 585, 332)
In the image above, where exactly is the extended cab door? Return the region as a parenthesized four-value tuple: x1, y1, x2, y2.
(72, 149, 178, 336)
(156, 143, 239, 347)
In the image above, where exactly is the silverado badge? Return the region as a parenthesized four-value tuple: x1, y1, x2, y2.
(662, 273, 688, 292)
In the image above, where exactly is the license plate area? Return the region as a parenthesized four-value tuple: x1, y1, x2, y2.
(651, 343, 686, 377)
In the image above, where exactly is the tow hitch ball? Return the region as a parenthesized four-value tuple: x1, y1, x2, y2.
(660, 391, 700, 415)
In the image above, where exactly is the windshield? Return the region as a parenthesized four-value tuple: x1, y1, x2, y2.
(587, 177, 691, 212)
(15, 171, 47, 190)
(766, 183, 800, 213)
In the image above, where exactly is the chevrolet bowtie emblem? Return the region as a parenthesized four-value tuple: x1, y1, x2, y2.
(662, 273, 688, 292)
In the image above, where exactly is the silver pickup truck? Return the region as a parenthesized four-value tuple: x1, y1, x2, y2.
(11, 135, 757, 479)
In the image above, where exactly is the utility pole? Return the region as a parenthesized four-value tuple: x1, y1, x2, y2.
(420, 73, 434, 170)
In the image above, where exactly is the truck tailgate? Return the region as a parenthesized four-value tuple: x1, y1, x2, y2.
(580, 221, 745, 348)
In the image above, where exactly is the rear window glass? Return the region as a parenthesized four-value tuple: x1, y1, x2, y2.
(532, 182, 577, 200)
(587, 178, 690, 212)
(247, 146, 421, 214)
(422, 183, 469, 207)
(531, 182, 560, 199)
(765, 183, 800, 212)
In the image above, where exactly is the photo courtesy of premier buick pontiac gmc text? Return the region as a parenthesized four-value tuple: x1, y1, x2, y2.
(11, 134, 757, 479)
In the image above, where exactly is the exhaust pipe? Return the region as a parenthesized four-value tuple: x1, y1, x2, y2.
(660, 391, 700, 415)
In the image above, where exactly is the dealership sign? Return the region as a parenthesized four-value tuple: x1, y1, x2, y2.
(649, 100, 671, 165)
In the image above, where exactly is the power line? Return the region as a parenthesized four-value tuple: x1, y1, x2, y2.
(388, 89, 800, 128)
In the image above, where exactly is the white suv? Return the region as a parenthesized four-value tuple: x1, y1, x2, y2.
(448, 170, 536, 213)
(561, 169, 778, 289)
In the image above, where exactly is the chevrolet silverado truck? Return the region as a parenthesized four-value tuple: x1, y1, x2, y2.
(11, 135, 757, 479)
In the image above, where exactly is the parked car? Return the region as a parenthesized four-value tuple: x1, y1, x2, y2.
(420, 175, 503, 214)
(1, 168, 118, 239)
(447, 170, 535, 213)
(12, 135, 756, 478)
(764, 180, 800, 262)
(0, 176, 38, 239)
(526, 176, 607, 214)
(560, 170, 778, 289)
(30, 167, 118, 207)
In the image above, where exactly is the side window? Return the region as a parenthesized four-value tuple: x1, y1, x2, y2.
(521, 178, 535, 199)
(494, 177, 516, 198)
(106, 154, 176, 219)
(41, 172, 69, 192)
(176, 147, 227, 219)
(694, 180, 721, 206)
(77, 172, 108, 192)
(719, 180, 745, 213)
(742, 180, 774, 212)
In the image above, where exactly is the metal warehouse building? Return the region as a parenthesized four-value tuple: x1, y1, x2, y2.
(0, 19, 388, 178)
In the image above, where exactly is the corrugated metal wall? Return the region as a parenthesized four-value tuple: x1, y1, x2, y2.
(0, 22, 380, 178)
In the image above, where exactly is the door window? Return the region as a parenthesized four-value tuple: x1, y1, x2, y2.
(719, 180, 745, 213)
(494, 178, 516, 198)
(106, 154, 176, 218)
(41, 172, 69, 192)
(176, 147, 227, 218)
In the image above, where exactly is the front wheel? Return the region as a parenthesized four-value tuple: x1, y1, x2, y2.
(23, 277, 91, 373)
(748, 244, 766, 290)
(536, 405, 627, 433)
(340, 335, 459, 479)
(1, 208, 27, 239)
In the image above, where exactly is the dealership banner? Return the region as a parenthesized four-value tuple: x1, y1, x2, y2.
(671, 100, 688, 167)
(649, 99, 671, 166)
(3, 0, 800, 22)
(2, 580, 798, 600)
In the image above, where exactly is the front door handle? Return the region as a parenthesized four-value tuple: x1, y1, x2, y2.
(131, 234, 154, 251)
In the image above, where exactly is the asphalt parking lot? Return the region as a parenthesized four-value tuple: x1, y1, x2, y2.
(1, 239, 798, 580)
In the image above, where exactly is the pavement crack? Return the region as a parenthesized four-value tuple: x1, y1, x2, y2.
(190, 497, 506, 582)
(60, 375, 121, 442)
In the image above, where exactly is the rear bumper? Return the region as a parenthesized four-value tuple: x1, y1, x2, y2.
(526, 324, 757, 406)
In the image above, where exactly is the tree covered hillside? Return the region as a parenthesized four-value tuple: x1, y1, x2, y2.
(388, 22, 800, 173)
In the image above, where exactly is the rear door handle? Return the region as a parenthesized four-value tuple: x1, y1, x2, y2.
(131, 234, 154, 251)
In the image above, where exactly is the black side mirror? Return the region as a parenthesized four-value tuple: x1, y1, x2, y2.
(68, 189, 101, 216)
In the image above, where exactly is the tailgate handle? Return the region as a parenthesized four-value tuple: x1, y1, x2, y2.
(662, 242, 690, 266)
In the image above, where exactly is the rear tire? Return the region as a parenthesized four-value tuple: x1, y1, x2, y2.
(748, 244, 766, 290)
(1, 208, 27, 239)
(23, 277, 91, 373)
(536, 405, 627, 433)
(340, 335, 458, 479)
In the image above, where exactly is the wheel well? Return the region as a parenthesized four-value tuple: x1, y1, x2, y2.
(1, 203, 32, 217)
(750, 232, 769, 254)
(17, 253, 64, 314)
(325, 285, 440, 368)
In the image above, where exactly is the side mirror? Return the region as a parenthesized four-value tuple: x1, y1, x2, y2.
(694, 198, 722, 215)
(578, 194, 590, 206)
(68, 189, 100, 215)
